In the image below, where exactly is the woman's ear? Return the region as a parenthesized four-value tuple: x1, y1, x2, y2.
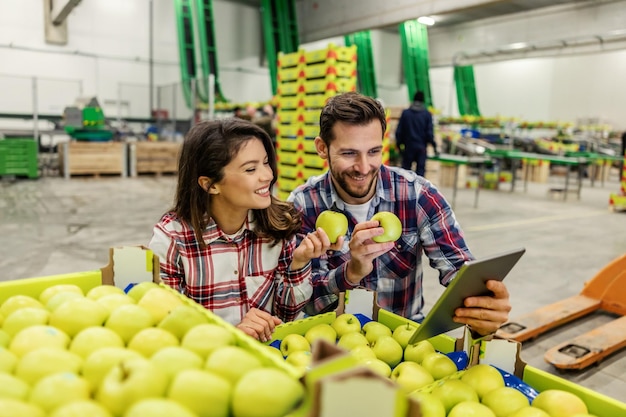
(198, 176, 217, 193)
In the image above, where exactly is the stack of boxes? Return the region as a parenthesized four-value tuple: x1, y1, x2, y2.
(274, 44, 358, 200)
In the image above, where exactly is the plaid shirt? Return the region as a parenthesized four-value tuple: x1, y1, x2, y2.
(288, 165, 473, 321)
(148, 211, 312, 325)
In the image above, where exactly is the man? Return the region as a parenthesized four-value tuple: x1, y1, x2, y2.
(395, 90, 437, 176)
(288, 92, 510, 337)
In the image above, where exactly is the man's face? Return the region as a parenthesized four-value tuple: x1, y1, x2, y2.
(315, 120, 384, 204)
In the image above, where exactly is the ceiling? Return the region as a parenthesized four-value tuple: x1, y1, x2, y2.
(221, 0, 592, 29)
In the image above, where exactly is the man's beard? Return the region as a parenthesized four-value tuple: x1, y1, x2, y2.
(328, 155, 378, 200)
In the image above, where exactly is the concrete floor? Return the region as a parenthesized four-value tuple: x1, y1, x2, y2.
(1, 168, 625, 405)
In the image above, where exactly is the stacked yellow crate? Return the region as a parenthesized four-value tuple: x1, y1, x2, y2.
(275, 44, 358, 200)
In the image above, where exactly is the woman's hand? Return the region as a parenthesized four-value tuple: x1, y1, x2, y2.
(236, 308, 282, 342)
(291, 227, 342, 270)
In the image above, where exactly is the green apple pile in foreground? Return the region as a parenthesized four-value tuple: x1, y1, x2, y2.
(274, 313, 594, 417)
(0, 283, 304, 417)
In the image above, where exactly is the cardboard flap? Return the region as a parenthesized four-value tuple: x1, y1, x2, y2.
(100, 245, 160, 290)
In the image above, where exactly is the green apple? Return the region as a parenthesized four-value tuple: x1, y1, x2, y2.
(370, 335, 403, 368)
(421, 352, 458, 380)
(0, 373, 31, 400)
(362, 358, 392, 377)
(315, 210, 348, 243)
(370, 211, 402, 243)
(232, 368, 305, 417)
(337, 332, 370, 351)
(391, 361, 435, 393)
(69, 327, 125, 358)
(38, 284, 84, 306)
(349, 345, 377, 362)
(150, 346, 203, 379)
(125, 398, 197, 417)
(96, 294, 136, 314)
(157, 305, 210, 340)
(2, 307, 50, 337)
(28, 372, 91, 413)
(285, 350, 313, 373)
(49, 298, 109, 337)
(126, 281, 160, 302)
(404, 339, 436, 364)
(86, 285, 125, 300)
(262, 345, 285, 360)
(407, 391, 446, 417)
(448, 401, 496, 417)
(0, 398, 45, 417)
(482, 386, 529, 417)
(509, 407, 551, 417)
(460, 363, 505, 399)
(0, 295, 45, 318)
(49, 400, 113, 417)
(362, 321, 392, 344)
(45, 292, 84, 312)
(304, 323, 337, 345)
(137, 287, 185, 323)
(104, 304, 154, 344)
(9, 325, 70, 357)
(331, 313, 362, 337)
(15, 347, 83, 385)
(205, 346, 264, 385)
(431, 379, 479, 414)
(82, 347, 143, 389)
(167, 369, 231, 417)
(127, 327, 179, 358)
(532, 389, 588, 417)
(0, 347, 18, 373)
(0, 328, 9, 347)
(392, 323, 418, 349)
(181, 323, 236, 359)
(280, 333, 311, 357)
(96, 357, 169, 416)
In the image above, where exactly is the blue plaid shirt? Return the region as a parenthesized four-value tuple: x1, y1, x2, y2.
(288, 165, 474, 321)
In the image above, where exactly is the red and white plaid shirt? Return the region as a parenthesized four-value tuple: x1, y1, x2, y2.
(149, 211, 312, 325)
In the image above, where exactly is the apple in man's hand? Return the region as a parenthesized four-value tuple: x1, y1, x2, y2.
(315, 210, 348, 243)
(370, 211, 402, 243)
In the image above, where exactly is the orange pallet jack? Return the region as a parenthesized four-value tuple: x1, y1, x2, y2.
(496, 253, 626, 370)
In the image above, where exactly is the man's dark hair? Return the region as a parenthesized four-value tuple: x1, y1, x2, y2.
(413, 91, 425, 103)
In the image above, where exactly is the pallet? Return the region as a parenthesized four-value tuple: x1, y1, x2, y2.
(59, 141, 127, 179)
(129, 142, 181, 177)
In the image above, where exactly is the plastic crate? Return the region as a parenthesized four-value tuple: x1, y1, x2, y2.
(0, 138, 38, 178)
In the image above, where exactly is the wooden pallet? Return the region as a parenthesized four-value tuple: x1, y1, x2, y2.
(59, 141, 127, 179)
(129, 142, 181, 177)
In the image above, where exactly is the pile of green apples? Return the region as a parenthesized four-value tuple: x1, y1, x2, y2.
(0, 282, 305, 417)
(274, 313, 595, 417)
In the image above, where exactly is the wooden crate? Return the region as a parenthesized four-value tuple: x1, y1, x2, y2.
(130, 142, 181, 176)
(60, 141, 127, 178)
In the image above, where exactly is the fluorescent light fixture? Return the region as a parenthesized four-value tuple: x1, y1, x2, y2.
(417, 16, 435, 26)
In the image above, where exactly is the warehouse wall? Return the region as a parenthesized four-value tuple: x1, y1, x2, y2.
(0, 0, 270, 121)
(0, 0, 625, 130)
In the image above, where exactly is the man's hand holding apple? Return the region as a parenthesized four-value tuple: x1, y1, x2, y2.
(345, 221, 395, 285)
(236, 308, 282, 343)
(452, 280, 511, 336)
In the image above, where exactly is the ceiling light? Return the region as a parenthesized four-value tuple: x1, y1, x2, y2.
(417, 16, 435, 26)
(509, 42, 528, 50)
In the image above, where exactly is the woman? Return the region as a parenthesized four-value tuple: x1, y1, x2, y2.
(149, 119, 332, 342)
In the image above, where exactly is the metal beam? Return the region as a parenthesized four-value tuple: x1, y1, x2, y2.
(51, 0, 82, 25)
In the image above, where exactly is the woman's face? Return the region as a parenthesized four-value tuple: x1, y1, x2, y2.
(210, 138, 274, 215)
